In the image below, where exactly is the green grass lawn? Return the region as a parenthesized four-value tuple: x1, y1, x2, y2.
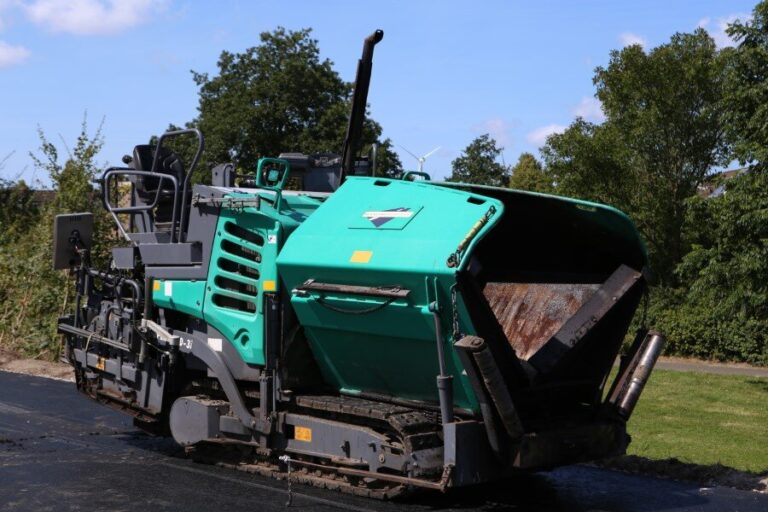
(623, 369, 768, 473)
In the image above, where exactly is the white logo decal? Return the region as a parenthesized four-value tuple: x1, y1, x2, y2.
(362, 207, 413, 227)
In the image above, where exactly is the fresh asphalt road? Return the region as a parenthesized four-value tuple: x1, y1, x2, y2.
(1, 371, 766, 512)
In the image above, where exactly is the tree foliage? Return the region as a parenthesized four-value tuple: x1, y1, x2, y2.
(0, 152, 38, 246)
(648, 170, 768, 364)
(189, 27, 401, 179)
(447, 134, 509, 186)
(723, 3, 768, 165)
(0, 179, 37, 245)
(543, 30, 728, 284)
(643, 2, 768, 365)
(0, 117, 112, 359)
(31, 119, 104, 213)
(508, 152, 553, 193)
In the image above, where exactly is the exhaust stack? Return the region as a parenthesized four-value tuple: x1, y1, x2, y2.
(340, 30, 384, 184)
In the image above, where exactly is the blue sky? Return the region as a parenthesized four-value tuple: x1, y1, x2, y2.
(0, 0, 757, 184)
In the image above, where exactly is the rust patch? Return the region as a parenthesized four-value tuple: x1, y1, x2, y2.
(483, 282, 599, 360)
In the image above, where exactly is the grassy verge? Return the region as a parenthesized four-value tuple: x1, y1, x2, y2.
(623, 369, 768, 473)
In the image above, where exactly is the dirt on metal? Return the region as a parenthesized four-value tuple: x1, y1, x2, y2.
(483, 282, 599, 359)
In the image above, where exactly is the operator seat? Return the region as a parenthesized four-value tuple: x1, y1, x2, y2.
(131, 144, 187, 232)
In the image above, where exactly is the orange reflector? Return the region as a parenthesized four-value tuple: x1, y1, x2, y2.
(350, 250, 373, 263)
(294, 426, 312, 442)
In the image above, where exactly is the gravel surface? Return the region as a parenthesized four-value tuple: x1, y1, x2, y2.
(0, 349, 74, 382)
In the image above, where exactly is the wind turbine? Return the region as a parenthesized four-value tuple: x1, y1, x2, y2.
(399, 145, 441, 173)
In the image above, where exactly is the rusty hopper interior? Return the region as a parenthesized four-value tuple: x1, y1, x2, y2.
(442, 183, 653, 469)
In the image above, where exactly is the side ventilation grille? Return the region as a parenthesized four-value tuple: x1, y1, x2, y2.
(212, 221, 262, 313)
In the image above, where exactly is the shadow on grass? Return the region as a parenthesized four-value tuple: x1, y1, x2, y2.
(597, 455, 768, 493)
(747, 378, 768, 392)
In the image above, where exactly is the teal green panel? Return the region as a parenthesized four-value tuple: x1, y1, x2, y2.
(290, 294, 477, 411)
(277, 178, 503, 281)
(152, 280, 206, 320)
(203, 205, 282, 366)
(277, 178, 504, 413)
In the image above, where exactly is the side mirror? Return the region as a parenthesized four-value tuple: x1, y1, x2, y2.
(53, 213, 93, 270)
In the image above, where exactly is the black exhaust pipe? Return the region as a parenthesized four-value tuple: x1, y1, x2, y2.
(340, 30, 384, 184)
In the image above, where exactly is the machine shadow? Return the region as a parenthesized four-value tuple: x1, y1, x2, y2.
(395, 467, 715, 512)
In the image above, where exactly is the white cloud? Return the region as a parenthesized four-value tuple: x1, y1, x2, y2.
(0, 39, 29, 67)
(474, 118, 512, 148)
(526, 124, 566, 146)
(572, 96, 605, 122)
(698, 13, 751, 49)
(619, 32, 647, 48)
(24, 0, 167, 36)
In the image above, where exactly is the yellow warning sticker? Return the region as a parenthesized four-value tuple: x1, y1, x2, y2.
(294, 426, 312, 442)
(263, 280, 276, 292)
(95, 357, 106, 371)
(350, 250, 373, 263)
(153, 280, 161, 292)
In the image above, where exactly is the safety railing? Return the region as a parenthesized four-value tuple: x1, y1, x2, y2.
(100, 129, 204, 244)
(102, 168, 180, 242)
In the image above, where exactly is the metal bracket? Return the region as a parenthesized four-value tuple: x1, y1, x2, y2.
(175, 331, 265, 433)
(191, 194, 261, 212)
(142, 319, 180, 347)
(528, 264, 643, 375)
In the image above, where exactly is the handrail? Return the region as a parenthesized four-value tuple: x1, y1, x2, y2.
(102, 168, 180, 243)
(151, 129, 204, 242)
(254, 157, 291, 212)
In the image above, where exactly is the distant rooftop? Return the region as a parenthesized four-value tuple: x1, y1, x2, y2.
(697, 168, 747, 198)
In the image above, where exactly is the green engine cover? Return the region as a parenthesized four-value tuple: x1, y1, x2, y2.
(202, 204, 282, 366)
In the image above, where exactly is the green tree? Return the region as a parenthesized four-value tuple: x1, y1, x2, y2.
(0, 117, 113, 359)
(648, 170, 768, 364)
(722, 2, 768, 165)
(447, 134, 509, 186)
(542, 119, 640, 223)
(641, 2, 768, 365)
(0, 179, 38, 245)
(0, 153, 39, 244)
(189, 27, 400, 179)
(508, 152, 553, 193)
(31, 119, 104, 214)
(543, 29, 728, 283)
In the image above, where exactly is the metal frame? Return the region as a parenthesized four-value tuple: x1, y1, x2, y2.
(101, 128, 204, 245)
(102, 168, 180, 242)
